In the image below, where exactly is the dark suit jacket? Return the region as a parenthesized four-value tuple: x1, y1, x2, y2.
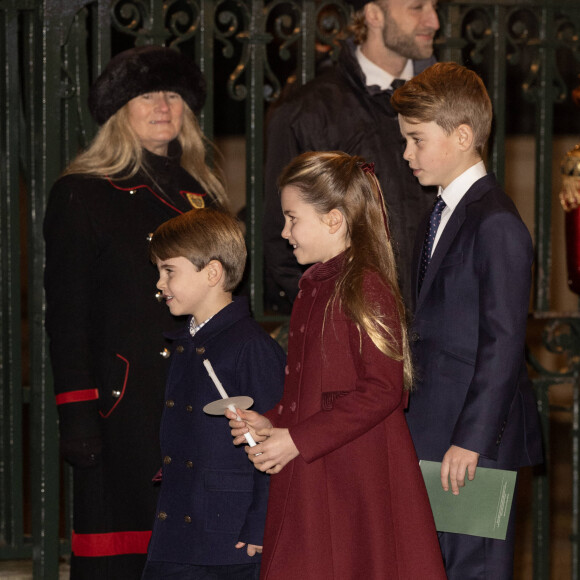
(406, 173, 543, 470)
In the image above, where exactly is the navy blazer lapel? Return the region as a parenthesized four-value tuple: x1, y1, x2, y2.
(416, 205, 466, 310)
(415, 174, 493, 312)
(412, 211, 431, 308)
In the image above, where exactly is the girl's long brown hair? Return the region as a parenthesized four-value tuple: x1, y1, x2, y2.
(278, 151, 413, 390)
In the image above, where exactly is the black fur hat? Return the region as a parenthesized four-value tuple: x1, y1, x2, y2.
(88, 46, 206, 125)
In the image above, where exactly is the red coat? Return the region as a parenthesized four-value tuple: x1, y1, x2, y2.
(261, 254, 446, 580)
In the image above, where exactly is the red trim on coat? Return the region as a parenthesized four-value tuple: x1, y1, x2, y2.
(55, 389, 99, 405)
(99, 354, 129, 419)
(71, 530, 151, 557)
(106, 177, 187, 214)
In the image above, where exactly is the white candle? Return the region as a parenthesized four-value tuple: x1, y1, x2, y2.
(203, 358, 257, 447)
(203, 359, 229, 399)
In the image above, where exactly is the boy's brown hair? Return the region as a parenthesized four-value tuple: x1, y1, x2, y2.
(391, 62, 493, 155)
(150, 208, 246, 292)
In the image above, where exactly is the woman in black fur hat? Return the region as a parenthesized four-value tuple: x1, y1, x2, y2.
(43, 46, 228, 580)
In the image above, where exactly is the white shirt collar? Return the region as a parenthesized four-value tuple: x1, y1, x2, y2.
(189, 315, 213, 337)
(439, 160, 487, 211)
(355, 46, 413, 91)
(430, 160, 487, 257)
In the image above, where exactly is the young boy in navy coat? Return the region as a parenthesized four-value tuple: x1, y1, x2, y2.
(392, 62, 543, 579)
(141, 208, 285, 580)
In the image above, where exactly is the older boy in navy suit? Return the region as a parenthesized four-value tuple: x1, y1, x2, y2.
(392, 62, 543, 579)
(141, 208, 285, 580)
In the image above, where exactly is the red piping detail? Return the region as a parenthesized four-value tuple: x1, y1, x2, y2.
(55, 389, 99, 406)
(106, 177, 184, 214)
(71, 530, 151, 557)
(99, 354, 130, 419)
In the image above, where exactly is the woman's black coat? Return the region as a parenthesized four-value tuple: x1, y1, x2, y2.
(44, 146, 218, 579)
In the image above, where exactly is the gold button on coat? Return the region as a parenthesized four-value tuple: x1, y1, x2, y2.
(158, 511, 167, 520)
(176, 345, 184, 354)
(163, 456, 172, 465)
(165, 400, 175, 408)
(185, 460, 193, 468)
(196, 346, 205, 355)
(184, 515, 192, 523)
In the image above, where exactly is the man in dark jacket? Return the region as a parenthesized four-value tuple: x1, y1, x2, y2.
(263, 0, 440, 311)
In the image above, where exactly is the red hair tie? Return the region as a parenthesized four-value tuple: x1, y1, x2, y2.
(359, 162, 375, 175)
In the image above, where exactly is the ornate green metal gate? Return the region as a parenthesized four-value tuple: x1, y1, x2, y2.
(1, 1, 579, 578)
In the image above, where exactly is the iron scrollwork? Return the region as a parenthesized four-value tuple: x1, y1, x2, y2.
(440, 3, 579, 109)
(214, 0, 253, 101)
(216, 0, 351, 103)
(506, 6, 577, 105)
(111, 0, 200, 47)
(111, 0, 154, 44)
(165, 0, 200, 47)
(462, 6, 493, 65)
(527, 316, 580, 379)
(263, 0, 301, 101)
(108, 1, 353, 104)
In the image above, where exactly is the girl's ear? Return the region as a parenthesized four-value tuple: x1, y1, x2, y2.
(206, 260, 224, 287)
(325, 209, 345, 234)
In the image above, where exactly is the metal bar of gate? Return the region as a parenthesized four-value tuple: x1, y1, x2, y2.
(0, 0, 26, 561)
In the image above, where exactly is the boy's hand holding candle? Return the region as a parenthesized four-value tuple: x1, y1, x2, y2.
(202, 359, 257, 446)
(226, 408, 272, 445)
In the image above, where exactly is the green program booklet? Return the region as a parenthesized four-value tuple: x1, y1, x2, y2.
(419, 460, 517, 540)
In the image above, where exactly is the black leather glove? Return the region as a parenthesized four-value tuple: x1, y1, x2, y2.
(60, 436, 103, 468)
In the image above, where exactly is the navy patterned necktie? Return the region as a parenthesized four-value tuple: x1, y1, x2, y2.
(418, 197, 446, 290)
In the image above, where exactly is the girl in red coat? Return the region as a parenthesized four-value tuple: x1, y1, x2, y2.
(227, 151, 446, 580)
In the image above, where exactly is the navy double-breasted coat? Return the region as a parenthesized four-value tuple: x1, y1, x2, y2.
(145, 297, 285, 566)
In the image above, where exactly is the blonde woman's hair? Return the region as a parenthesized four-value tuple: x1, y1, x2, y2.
(278, 150, 413, 390)
(63, 103, 228, 207)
